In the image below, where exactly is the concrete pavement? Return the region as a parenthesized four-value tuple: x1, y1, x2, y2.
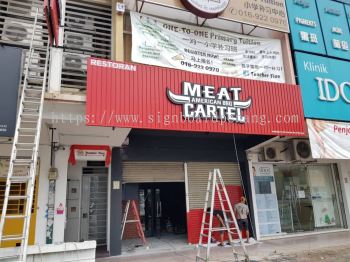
(98, 230, 350, 261)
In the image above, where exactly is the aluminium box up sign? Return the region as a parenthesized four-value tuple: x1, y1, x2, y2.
(131, 12, 286, 83)
(86, 58, 306, 136)
(307, 119, 350, 159)
(294, 51, 350, 122)
(286, 0, 326, 55)
(0, 46, 22, 137)
(317, 0, 350, 60)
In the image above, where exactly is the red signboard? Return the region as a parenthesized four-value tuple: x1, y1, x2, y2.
(44, 0, 60, 46)
(86, 58, 306, 136)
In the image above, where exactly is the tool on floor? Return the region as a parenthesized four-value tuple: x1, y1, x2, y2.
(196, 169, 250, 262)
(121, 200, 147, 245)
(0, 8, 50, 262)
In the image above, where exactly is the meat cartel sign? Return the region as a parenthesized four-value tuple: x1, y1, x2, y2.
(86, 58, 306, 136)
(167, 82, 252, 123)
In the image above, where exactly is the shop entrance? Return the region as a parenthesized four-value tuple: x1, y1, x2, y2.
(274, 164, 346, 233)
(139, 182, 187, 238)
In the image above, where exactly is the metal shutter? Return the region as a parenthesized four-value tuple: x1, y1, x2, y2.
(186, 162, 241, 210)
(123, 162, 185, 183)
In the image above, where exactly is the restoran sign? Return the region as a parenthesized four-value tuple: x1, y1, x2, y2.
(86, 58, 305, 136)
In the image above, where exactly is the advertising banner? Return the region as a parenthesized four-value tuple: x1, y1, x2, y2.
(0, 46, 22, 137)
(137, 0, 289, 32)
(316, 0, 350, 60)
(131, 12, 286, 83)
(307, 119, 350, 159)
(253, 164, 281, 236)
(86, 58, 306, 136)
(286, 0, 326, 55)
(294, 51, 350, 122)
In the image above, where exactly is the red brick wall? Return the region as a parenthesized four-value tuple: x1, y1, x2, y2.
(187, 185, 245, 244)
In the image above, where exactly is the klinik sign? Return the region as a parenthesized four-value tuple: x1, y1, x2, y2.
(167, 82, 251, 123)
(86, 58, 305, 136)
(316, 78, 350, 104)
(295, 52, 350, 121)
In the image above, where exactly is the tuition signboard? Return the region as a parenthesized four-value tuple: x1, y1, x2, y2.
(131, 12, 285, 83)
(294, 51, 350, 122)
(86, 58, 306, 136)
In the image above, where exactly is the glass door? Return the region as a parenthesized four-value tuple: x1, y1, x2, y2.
(307, 165, 343, 229)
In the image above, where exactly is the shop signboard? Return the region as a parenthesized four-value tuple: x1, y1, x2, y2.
(180, 0, 229, 18)
(286, 0, 326, 55)
(294, 52, 350, 122)
(253, 164, 281, 236)
(316, 0, 350, 60)
(86, 58, 306, 136)
(346, 5, 350, 33)
(131, 12, 285, 83)
(0, 46, 22, 137)
(307, 119, 350, 159)
(137, 0, 289, 32)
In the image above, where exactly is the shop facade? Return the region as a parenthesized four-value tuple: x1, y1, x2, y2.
(245, 0, 350, 241)
(4, 0, 350, 260)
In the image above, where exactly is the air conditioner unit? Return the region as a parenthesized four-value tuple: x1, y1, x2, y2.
(290, 139, 313, 162)
(63, 53, 88, 71)
(2, 18, 44, 46)
(263, 142, 287, 161)
(65, 16, 94, 31)
(65, 32, 93, 51)
(2, 1, 44, 46)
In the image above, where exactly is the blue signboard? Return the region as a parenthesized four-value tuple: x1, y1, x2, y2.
(346, 5, 350, 30)
(316, 0, 350, 60)
(286, 0, 326, 55)
(295, 51, 350, 121)
(0, 46, 21, 137)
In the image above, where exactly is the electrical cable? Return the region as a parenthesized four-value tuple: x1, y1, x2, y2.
(233, 134, 256, 240)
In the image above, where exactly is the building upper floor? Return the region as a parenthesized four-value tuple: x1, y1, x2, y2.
(0, 0, 297, 103)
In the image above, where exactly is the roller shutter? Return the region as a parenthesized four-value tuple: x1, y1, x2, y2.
(186, 162, 241, 210)
(123, 161, 185, 183)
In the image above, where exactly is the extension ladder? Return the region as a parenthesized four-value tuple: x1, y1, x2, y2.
(0, 8, 50, 262)
(121, 200, 147, 245)
(196, 169, 250, 262)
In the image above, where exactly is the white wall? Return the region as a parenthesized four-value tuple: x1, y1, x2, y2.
(35, 145, 70, 244)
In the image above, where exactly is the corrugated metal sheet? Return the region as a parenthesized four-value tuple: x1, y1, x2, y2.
(123, 162, 185, 183)
(86, 58, 306, 136)
(187, 162, 240, 210)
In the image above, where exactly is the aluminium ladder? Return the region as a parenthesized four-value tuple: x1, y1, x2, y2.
(121, 200, 147, 245)
(196, 169, 250, 262)
(0, 8, 50, 262)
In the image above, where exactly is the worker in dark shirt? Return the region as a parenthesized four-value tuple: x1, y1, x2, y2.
(206, 208, 226, 246)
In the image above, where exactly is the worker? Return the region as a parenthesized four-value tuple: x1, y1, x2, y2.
(206, 207, 226, 246)
(234, 196, 250, 243)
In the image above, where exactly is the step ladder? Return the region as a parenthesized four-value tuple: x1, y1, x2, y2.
(196, 169, 250, 262)
(121, 200, 147, 245)
(0, 8, 50, 262)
